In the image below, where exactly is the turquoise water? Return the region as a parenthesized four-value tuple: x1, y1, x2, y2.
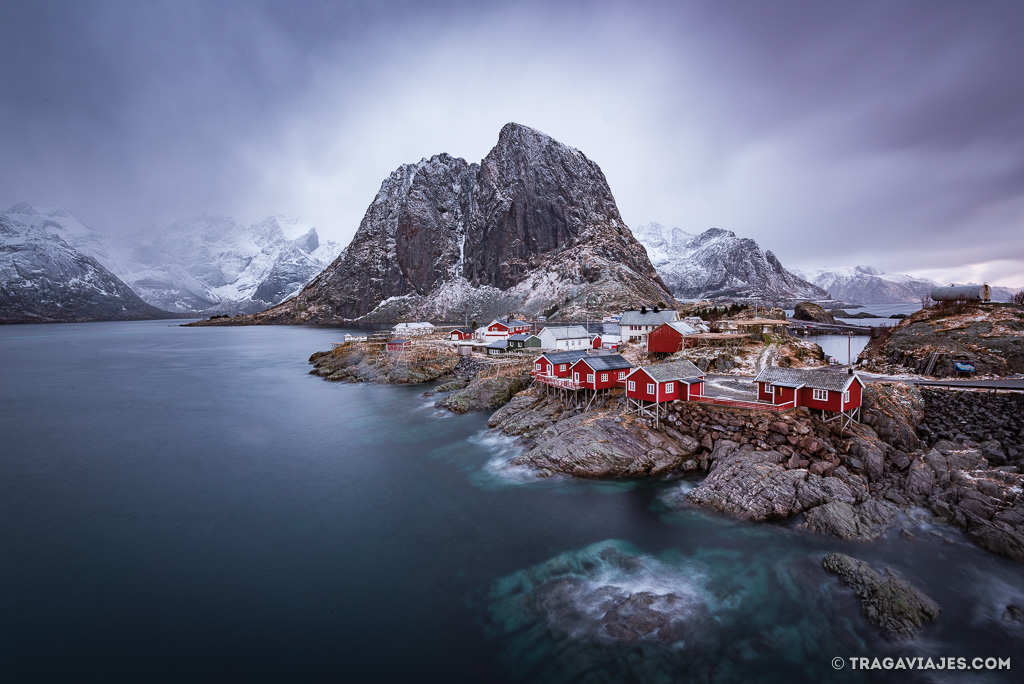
(0, 321, 1020, 683)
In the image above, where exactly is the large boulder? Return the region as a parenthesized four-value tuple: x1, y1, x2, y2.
(822, 553, 940, 639)
(436, 374, 529, 413)
(792, 302, 836, 324)
(686, 442, 858, 521)
(801, 500, 897, 540)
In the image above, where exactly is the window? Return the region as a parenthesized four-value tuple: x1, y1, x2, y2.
(534, 362, 541, 371)
(843, 390, 850, 404)
(587, 374, 594, 383)
(600, 373, 608, 382)
(559, 364, 566, 371)
(618, 371, 625, 379)
(665, 382, 674, 393)
(627, 381, 635, 391)
(647, 383, 655, 394)
(813, 388, 828, 402)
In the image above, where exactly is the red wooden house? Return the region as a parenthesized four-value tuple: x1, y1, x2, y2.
(624, 360, 706, 403)
(532, 350, 590, 379)
(568, 354, 632, 390)
(479, 318, 531, 341)
(449, 328, 474, 341)
(647, 321, 702, 354)
(387, 339, 412, 352)
(754, 367, 864, 417)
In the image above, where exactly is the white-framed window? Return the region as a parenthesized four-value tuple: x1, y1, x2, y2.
(665, 382, 675, 393)
(618, 371, 626, 379)
(813, 388, 828, 402)
(587, 373, 595, 383)
(600, 373, 608, 382)
(843, 390, 850, 403)
(627, 381, 635, 391)
(647, 383, 655, 394)
(559, 364, 566, 371)
(535, 362, 542, 371)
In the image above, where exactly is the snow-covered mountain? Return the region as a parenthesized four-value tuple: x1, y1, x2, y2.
(632, 223, 827, 302)
(0, 204, 172, 323)
(243, 123, 677, 324)
(0, 204, 341, 316)
(793, 265, 940, 304)
(110, 214, 341, 314)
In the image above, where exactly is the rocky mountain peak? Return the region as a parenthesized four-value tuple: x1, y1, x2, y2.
(249, 125, 675, 323)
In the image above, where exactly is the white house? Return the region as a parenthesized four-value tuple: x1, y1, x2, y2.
(393, 322, 435, 335)
(537, 325, 591, 350)
(618, 310, 680, 343)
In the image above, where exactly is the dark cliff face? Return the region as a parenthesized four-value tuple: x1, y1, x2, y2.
(262, 123, 674, 323)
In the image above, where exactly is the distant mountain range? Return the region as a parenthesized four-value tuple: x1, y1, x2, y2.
(631, 223, 827, 302)
(240, 123, 677, 325)
(0, 203, 340, 322)
(0, 204, 171, 323)
(791, 265, 938, 304)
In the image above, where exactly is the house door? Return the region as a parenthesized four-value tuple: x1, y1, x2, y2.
(573, 372, 579, 384)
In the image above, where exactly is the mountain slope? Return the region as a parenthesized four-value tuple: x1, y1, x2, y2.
(110, 213, 341, 314)
(248, 123, 676, 324)
(793, 265, 939, 304)
(0, 205, 174, 323)
(632, 223, 827, 301)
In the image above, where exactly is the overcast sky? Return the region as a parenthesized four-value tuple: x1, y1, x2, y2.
(2, 0, 1022, 287)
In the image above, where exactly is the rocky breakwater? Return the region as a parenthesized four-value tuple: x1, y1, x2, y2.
(860, 303, 1024, 377)
(491, 381, 1024, 557)
(309, 341, 459, 384)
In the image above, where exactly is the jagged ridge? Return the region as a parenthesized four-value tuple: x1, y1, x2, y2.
(632, 222, 827, 302)
(252, 123, 676, 323)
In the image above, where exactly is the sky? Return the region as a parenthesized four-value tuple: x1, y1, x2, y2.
(1, 0, 1022, 287)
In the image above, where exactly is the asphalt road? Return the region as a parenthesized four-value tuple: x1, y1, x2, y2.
(706, 372, 1024, 391)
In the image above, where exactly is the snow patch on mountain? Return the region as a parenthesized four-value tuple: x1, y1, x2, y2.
(793, 265, 940, 304)
(632, 222, 827, 302)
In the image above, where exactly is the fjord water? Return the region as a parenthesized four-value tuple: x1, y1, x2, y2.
(1, 322, 1021, 683)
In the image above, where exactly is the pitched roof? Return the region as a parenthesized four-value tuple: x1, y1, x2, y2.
(507, 333, 532, 341)
(584, 322, 620, 335)
(539, 350, 591, 365)
(450, 328, 474, 334)
(389, 339, 411, 345)
(754, 366, 861, 392)
(662, 320, 700, 335)
(487, 340, 509, 349)
(632, 359, 704, 382)
(618, 310, 679, 326)
(541, 325, 590, 340)
(574, 354, 632, 372)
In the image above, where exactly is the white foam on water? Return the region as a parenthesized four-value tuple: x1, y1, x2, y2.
(468, 429, 553, 485)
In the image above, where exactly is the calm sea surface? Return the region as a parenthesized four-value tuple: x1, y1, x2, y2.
(1, 321, 1021, 683)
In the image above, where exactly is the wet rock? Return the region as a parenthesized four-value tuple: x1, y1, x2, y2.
(436, 374, 529, 413)
(822, 553, 940, 639)
(802, 500, 897, 540)
(687, 444, 857, 521)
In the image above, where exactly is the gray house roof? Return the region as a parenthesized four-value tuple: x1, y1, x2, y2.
(539, 350, 591, 365)
(507, 333, 532, 341)
(575, 354, 632, 372)
(487, 340, 509, 349)
(542, 325, 590, 340)
(631, 359, 704, 382)
(754, 367, 861, 392)
(619, 310, 679, 327)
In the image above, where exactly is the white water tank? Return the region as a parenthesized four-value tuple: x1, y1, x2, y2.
(930, 284, 990, 302)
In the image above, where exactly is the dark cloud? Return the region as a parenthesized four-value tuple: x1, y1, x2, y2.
(1, 0, 1021, 286)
